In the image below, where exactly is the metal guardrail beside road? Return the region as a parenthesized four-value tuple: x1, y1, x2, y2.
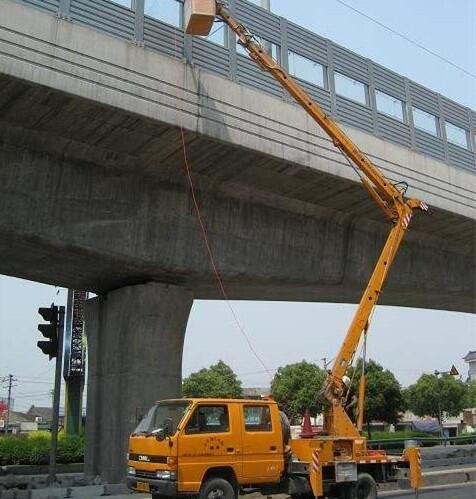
(369, 436, 476, 469)
(14, 0, 476, 172)
(369, 435, 476, 450)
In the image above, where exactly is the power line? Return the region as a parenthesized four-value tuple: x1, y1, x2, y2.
(333, 0, 476, 79)
(179, 128, 272, 380)
(15, 377, 53, 384)
(237, 359, 434, 379)
(17, 367, 55, 383)
(10, 391, 52, 399)
(237, 356, 336, 378)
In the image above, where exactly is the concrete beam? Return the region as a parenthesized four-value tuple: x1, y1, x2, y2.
(0, 142, 473, 312)
(0, 0, 474, 222)
(84, 282, 193, 483)
(0, 0, 474, 312)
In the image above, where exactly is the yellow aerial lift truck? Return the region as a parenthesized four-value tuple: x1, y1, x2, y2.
(127, 1, 427, 497)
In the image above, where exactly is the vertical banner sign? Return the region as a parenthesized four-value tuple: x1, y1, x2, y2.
(63, 290, 88, 379)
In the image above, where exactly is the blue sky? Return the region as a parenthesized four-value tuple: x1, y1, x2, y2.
(0, 0, 475, 411)
(269, 0, 475, 108)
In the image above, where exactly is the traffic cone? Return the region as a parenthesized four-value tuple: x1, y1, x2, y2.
(300, 408, 314, 438)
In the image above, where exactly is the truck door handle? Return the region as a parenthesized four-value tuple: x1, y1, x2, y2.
(270, 446, 277, 451)
(226, 448, 235, 453)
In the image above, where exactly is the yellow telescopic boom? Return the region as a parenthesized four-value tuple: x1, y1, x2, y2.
(184, 0, 428, 436)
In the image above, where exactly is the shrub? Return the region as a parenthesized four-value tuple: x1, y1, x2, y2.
(369, 431, 429, 441)
(0, 433, 84, 466)
(58, 434, 84, 464)
(27, 430, 51, 440)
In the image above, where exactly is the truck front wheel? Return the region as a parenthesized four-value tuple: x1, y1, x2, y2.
(349, 473, 377, 499)
(199, 477, 236, 499)
(337, 473, 377, 499)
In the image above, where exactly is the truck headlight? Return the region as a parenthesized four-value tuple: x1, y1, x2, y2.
(156, 470, 176, 480)
(128, 467, 136, 476)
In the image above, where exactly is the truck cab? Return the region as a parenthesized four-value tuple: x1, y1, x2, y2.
(127, 398, 285, 498)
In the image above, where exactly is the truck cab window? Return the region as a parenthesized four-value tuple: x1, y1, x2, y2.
(244, 405, 272, 432)
(185, 405, 229, 434)
(133, 400, 190, 435)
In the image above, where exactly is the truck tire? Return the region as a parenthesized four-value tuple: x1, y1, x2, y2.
(337, 483, 353, 499)
(352, 473, 378, 499)
(280, 410, 291, 445)
(199, 477, 236, 499)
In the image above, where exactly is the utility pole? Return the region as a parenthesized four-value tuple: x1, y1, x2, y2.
(322, 357, 330, 371)
(49, 306, 64, 484)
(1, 375, 17, 434)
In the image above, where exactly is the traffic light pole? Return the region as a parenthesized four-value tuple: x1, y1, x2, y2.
(48, 306, 64, 485)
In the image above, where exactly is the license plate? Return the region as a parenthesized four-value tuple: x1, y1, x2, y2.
(335, 461, 357, 482)
(136, 481, 150, 492)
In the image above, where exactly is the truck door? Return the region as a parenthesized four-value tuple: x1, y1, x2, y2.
(240, 403, 284, 483)
(178, 403, 242, 492)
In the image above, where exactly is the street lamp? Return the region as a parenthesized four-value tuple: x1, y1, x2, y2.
(434, 366, 459, 446)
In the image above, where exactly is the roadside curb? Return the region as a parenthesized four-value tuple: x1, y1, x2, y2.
(0, 465, 83, 477)
(1, 467, 475, 498)
(422, 467, 476, 487)
(377, 466, 476, 492)
(0, 483, 130, 498)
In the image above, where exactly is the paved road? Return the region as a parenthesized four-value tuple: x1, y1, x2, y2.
(380, 482, 476, 498)
(121, 483, 476, 499)
(61, 482, 476, 499)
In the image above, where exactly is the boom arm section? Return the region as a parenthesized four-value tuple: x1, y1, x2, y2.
(185, 0, 428, 432)
(212, 2, 408, 220)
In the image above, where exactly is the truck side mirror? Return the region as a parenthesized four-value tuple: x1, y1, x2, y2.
(153, 428, 165, 441)
(163, 418, 173, 437)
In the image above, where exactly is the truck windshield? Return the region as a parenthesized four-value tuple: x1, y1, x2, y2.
(134, 401, 191, 435)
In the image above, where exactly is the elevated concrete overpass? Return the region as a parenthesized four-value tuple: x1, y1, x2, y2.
(1, 0, 475, 482)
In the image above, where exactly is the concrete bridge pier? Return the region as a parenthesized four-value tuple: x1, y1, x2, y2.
(84, 282, 193, 483)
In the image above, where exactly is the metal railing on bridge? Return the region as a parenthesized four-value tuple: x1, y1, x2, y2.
(18, 0, 476, 172)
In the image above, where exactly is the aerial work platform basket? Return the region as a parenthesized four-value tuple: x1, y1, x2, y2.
(184, 0, 216, 36)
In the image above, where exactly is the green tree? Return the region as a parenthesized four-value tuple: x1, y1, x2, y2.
(182, 360, 242, 398)
(464, 380, 476, 409)
(406, 374, 467, 421)
(271, 361, 326, 423)
(349, 359, 405, 426)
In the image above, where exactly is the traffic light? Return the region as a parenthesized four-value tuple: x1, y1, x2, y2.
(37, 305, 60, 359)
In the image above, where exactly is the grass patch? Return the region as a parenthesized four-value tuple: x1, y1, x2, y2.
(368, 431, 430, 440)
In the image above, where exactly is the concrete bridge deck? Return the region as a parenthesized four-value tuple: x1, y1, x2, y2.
(0, 0, 474, 311)
(1, 0, 475, 482)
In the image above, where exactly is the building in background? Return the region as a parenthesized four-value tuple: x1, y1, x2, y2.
(242, 387, 270, 399)
(0, 397, 13, 412)
(463, 351, 476, 381)
(0, 411, 36, 434)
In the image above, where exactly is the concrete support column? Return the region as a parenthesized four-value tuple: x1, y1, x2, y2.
(84, 282, 193, 483)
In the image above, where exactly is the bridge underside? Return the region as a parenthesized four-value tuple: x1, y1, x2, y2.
(0, 73, 474, 312)
(1, 0, 475, 484)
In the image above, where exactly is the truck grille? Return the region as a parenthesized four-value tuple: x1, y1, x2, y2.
(136, 470, 157, 479)
(129, 453, 168, 463)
